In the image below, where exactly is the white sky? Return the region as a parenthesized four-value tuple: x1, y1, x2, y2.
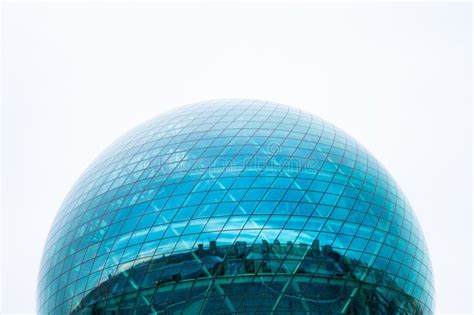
(1, 2, 472, 314)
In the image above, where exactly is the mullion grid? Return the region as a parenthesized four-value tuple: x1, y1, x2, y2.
(39, 100, 433, 314)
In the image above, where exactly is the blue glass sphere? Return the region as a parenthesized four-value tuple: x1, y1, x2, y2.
(38, 99, 434, 314)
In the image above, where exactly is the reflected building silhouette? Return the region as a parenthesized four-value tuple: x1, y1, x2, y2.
(72, 238, 423, 314)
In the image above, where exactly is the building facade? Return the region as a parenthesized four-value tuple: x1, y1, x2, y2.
(38, 99, 434, 314)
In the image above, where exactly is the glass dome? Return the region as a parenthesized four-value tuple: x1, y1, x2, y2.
(38, 99, 434, 314)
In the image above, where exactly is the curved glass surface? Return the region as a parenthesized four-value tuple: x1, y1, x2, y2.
(37, 99, 434, 314)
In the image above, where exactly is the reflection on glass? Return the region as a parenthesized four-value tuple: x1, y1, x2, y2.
(72, 238, 423, 314)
